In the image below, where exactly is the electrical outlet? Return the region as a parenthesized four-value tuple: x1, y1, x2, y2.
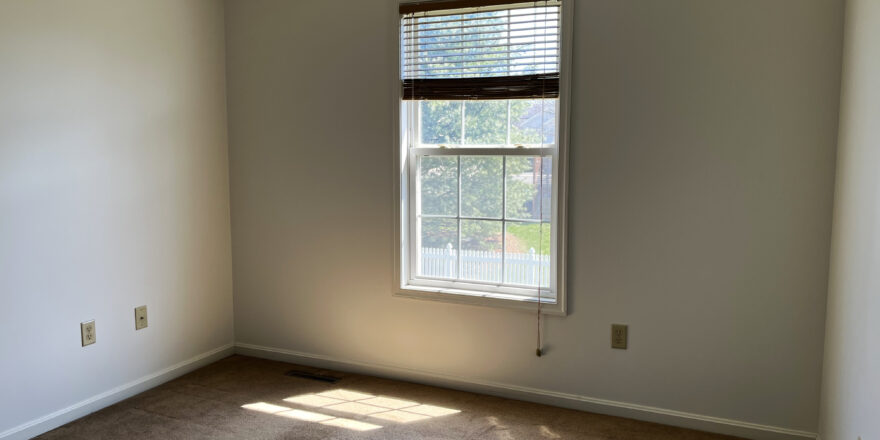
(611, 324, 627, 349)
(135, 305, 148, 330)
(81, 320, 96, 346)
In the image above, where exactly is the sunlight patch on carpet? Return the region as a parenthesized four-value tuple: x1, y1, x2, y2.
(243, 388, 460, 432)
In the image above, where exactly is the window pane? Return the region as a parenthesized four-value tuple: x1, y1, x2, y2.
(419, 156, 458, 216)
(420, 101, 461, 145)
(510, 99, 556, 145)
(460, 156, 502, 218)
(419, 218, 458, 279)
(460, 220, 502, 283)
(505, 156, 552, 221)
(464, 100, 507, 144)
(504, 222, 551, 287)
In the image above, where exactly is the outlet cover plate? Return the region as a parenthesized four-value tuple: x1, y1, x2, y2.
(611, 324, 627, 349)
(135, 305, 148, 330)
(81, 320, 96, 346)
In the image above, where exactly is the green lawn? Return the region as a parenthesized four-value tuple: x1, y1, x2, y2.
(506, 223, 551, 255)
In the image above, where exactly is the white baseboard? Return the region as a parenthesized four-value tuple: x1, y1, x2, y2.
(235, 342, 818, 440)
(0, 343, 235, 440)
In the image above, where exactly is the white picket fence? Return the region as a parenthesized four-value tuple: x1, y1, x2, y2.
(420, 244, 550, 286)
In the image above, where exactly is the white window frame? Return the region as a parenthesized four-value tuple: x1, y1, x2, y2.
(392, 0, 573, 315)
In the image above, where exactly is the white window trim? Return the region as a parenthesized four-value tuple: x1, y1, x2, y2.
(391, 0, 573, 316)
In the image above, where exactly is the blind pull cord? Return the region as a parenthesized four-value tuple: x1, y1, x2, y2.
(536, 0, 547, 358)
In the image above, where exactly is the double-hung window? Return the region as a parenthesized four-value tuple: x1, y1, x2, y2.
(395, 0, 571, 314)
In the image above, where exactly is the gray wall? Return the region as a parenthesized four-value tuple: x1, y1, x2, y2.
(0, 0, 234, 435)
(225, 0, 843, 434)
(819, 0, 880, 438)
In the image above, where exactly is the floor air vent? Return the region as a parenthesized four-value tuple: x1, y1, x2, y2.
(285, 369, 341, 383)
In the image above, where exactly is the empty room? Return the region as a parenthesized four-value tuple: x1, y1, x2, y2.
(0, 0, 876, 439)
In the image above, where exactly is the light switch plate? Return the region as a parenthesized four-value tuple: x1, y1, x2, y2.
(611, 324, 627, 349)
(81, 320, 96, 346)
(135, 305, 148, 330)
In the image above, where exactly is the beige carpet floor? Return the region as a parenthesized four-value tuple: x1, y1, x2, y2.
(37, 355, 745, 440)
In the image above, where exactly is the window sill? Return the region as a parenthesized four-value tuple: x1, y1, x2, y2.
(395, 284, 566, 316)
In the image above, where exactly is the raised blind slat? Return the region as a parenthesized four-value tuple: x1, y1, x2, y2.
(404, 36, 558, 50)
(404, 47, 557, 62)
(400, 0, 556, 15)
(403, 18, 557, 35)
(403, 14, 558, 30)
(402, 26, 558, 42)
(403, 27, 558, 44)
(405, 56, 559, 72)
(406, 68, 558, 78)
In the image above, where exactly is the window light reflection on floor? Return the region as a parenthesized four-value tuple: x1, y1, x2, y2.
(242, 388, 461, 432)
(241, 402, 381, 431)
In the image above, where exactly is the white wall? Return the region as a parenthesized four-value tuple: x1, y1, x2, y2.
(0, 0, 234, 436)
(225, 0, 843, 436)
(819, 0, 880, 439)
